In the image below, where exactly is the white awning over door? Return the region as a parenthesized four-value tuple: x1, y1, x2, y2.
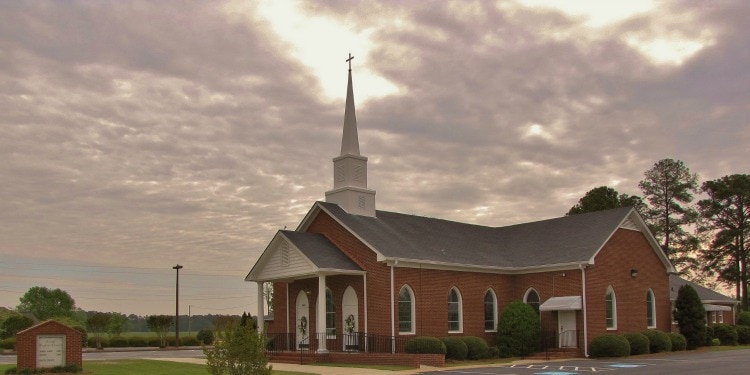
(539, 296, 582, 311)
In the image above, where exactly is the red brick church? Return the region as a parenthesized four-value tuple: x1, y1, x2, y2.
(246, 62, 676, 357)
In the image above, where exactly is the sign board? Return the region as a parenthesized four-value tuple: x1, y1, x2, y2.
(36, 335, 66, 368)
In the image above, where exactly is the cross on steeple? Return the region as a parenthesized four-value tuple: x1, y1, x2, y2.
(346, 53, 354, 71)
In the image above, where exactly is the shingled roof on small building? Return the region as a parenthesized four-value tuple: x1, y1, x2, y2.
(669, 275, 738, 304)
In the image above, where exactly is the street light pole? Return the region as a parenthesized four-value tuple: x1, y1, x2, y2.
(172, 264, 183, 347)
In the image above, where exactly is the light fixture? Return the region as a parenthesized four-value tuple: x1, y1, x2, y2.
(630, 268, 638, 278)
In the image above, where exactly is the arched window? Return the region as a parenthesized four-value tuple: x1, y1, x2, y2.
(325, 288, 336, 336)
(398, 285, 415, 334)
(448, 287, 463, 332)
(484, 289, 498, 331)
(524, 288, 540, 315)
(606, 286, 617, 330)
(646, 289, 656, 328)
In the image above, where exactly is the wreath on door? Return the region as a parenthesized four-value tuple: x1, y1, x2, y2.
(345, 314, 356, 334)
(298, 316, 307, 336)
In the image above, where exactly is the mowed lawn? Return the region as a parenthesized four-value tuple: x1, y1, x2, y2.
(0, 360, 315, 375)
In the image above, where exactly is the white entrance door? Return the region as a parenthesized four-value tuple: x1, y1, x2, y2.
(558, 310, 577, 348)
(295, 291, 309, 350)
(341, 286, 359, 350)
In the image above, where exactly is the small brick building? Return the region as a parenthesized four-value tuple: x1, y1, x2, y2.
(246, 66, 677, 357)
(16, 320, 83, 371)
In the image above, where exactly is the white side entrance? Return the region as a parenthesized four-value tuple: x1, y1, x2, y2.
(558, 310, 577, 348)
(295, 291, 309, 350)
(341, 286, 359, 350)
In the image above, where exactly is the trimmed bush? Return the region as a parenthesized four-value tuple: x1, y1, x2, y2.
(487, 346, 499, 359)
(641, 330, 672, 353)
(737, 311, 750, 326)
(461, 336, 489, 360)
(128, 336, 148, 347)
(197, 329, 214, 345)
(108, 336, 128, 347)
(589, 334, 630, 358)
(711, 338, 721, 346)
(668, 332, 687, 351)
(180, 336, 200, 346)
(623, 333, 649, 355)
(148, 337, 162, 347)
(705, 326, 714, 346)
(674, 284, 706, 349)
(735, 325, 750, 345)
(712, 324, 738, 346)
(405, 336, 446, 354)
(0, 337, 15, 350)
(441, 337, 468, 360)
(496, 301, 541, 357)
(87, 336, 108, 348)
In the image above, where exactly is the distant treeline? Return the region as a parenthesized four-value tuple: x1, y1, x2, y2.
(127, 313, 242, 332)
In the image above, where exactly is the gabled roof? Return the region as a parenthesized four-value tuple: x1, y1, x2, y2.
(281, 231, 361, 271)
(302, 201, 673, 273)
(669, 275, 738, 304)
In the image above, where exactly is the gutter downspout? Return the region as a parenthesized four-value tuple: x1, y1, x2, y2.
(364, 273, 369, 352)
(390, 261, 396, 353)
(580, 263, 589, 357)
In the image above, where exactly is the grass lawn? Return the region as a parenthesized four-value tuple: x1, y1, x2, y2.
(0, 360, 315, 375)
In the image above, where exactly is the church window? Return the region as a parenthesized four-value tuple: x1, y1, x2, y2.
(398, 285, 415, 334)
(484, 289, 498, 331)
(326, 288, 336, 336)
(524, 288, 540, 315)
(646, 289, 656, 328)
(606, 286, 617, 330)
(448, 287, 463, 332)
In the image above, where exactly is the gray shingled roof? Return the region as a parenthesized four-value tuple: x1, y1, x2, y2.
(281, 230, 362, 271)
(669, 275, 736, 303)
(317, 202, 634, 269)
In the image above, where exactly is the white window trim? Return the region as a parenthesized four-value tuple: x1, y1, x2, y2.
(448, 287, 463, 333)
(484, 288, 498, 332)
(606, 286, 617, 330)
(325, 288, 336, 338)
(398, 285, 416, 335)
(524, 288, 541, 314)
(646, 289, 656, 329)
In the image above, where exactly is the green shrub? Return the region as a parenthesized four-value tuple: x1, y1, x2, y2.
(128, 336, 148, 347)
(641, 330, 671, 353)
(87, 336, 108, 348)
(736, 325, 750, 345)
(668, 332, 687, 351)
(461, 336, 489, 360)
(441, 337, 468, 360)
(180, 336, 200, 346)
(711, 338, 721, 346)
(705, 326, 714, 346)
(623, 333, 649, 355)
(496, 301, 541, 357)
(108, 336, 128, 347)
(0, 315, 34, 339)
(589, 334, 630, 358)
(405, 336, 446, 354)
(737, 311, 750, 326)
(204, 323, 272, 375)
(147, 337, 162, 347)
(487, 346, 499, 358)
(0, 337, 15, 350)
(197, 329, 214, 345)
(674, 284, 707, 349)
(712, 324, 737, 346)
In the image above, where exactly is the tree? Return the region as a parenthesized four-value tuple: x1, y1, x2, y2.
(204, 322, 272, 375)
(567, 186, 645, 215)
(87, 312, 111, 350)
(263, 282, 274, 315)
(496, 301, 541, 357)
(697, 174, 750, 310)
(17, 286, 76, 321)
(1, 314, 34, 339)
(146, 315, 174, 348)
(673, 284, 706, 349)
(639, 159, 699, 270)
(107, 312, 129, 338)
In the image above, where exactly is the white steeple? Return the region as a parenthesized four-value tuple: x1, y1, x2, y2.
(325, 54, 376, 217)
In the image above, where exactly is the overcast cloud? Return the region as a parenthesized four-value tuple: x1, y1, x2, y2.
(1, 0, 747, 316)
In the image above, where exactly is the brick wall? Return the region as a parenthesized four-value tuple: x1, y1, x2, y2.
(16, 321, 83, 370)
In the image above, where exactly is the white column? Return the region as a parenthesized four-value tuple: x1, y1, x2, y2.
(256, 282, 265, 334)
(317, 274, 328, 352)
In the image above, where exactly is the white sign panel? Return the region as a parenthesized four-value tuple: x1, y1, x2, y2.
(36, 335, 65, 368)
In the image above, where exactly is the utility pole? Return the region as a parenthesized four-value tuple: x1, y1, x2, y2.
(172, 264, 183, 347)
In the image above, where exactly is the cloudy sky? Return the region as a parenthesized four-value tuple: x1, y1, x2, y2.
(1, 0, 748, 316)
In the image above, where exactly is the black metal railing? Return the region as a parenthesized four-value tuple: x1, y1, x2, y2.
(264, 331, 414, 354)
